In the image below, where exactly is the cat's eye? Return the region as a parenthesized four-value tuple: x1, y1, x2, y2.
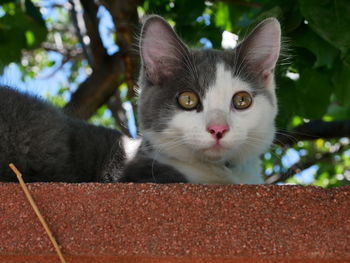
(177, 91, 199, 110)
(232, 91, 252, 110)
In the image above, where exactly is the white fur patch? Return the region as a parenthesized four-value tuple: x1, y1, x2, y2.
(144, 62, 277, 184)
(122, 136, 141, 161)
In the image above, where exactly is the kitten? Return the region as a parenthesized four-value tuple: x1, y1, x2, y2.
(119, 15, 281, 184)
(0, 87, 124, 182)
(0, 15, 281, 184)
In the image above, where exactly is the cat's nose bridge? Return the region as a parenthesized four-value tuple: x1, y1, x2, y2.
(205, 109, 229, 126)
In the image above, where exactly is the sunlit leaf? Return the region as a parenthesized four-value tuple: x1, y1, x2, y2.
(215, 2, 232, 31)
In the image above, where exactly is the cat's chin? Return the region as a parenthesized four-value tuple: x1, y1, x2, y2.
(201, 144, 231, 161)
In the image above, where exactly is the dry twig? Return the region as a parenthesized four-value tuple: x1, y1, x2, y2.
(9, 163, 67, 263)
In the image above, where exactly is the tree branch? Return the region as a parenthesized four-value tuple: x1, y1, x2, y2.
(63, 0, 143, 121)
(79, 0, 108, 68)
(69, 0, 94, 67)
(108, 94, 131, 137)
(99, 0, 142, 132)
(63, 53, 125, 119)
(100, 0, 142, 99)
(267, 121, 350, 183)
(266, 145, 344, 184)
(265, 153, 331, 184)
(274, 120, 350, 146)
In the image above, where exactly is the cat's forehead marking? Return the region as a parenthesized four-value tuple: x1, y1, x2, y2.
(191, 49, 220, 96)
(202, 63, 250, 112)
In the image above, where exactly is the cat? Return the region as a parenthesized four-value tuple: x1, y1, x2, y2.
(115, 15, 281, 184)
(0, 15, 281, 184)
(0, 86, 124, 182)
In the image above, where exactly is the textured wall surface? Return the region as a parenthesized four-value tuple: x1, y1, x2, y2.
(0, 183, 349, 263)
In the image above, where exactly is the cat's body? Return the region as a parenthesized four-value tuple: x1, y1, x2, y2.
(0, 86, 124, 182)
(0, 15, 281, 184)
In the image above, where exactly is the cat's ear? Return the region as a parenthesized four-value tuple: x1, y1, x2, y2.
(236, 18, 281, 86)
(140, 15, 189, 84)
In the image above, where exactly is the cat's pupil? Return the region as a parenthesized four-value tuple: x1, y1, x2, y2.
(186, 96, 192, 105)
(239, 97, 245, 105)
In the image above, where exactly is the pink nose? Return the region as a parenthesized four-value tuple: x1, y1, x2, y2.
(207, 125, 229, 140)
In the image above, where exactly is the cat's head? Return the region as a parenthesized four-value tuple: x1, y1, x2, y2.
(138, 15, 281, 165)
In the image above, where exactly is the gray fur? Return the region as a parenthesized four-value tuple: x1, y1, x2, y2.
(0, 86, 124, 182)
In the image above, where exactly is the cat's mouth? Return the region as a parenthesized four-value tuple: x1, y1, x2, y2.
(207, 144, 225, 151)
(202, 143, 230, 159)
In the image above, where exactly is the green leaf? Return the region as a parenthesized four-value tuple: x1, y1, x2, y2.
(0, 0, 47, 69)
(291, 24, 339, 69)
(275, 75, 298, 128)
(0, 0, 15, 7)
(47, 60, 56, 67)
(25, 30, 35, 46)
(332, 61, 350, 107)
(215, 2, 232, 31)
(256, 6, 282, 21)
(257, 0, 302, 32)
(342, 51, 350, 68)
(298, 0, 350, 53)
(296, 68, 333, 119)
(282, 4, 303, 33)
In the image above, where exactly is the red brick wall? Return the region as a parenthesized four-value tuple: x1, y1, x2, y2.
(1, 183, 349, 263)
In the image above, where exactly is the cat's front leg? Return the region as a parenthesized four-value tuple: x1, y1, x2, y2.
(120, 157, 188, 183)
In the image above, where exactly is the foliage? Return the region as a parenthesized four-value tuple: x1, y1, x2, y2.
(0, 0, 47, 72)
(0, 0, 349, 186)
